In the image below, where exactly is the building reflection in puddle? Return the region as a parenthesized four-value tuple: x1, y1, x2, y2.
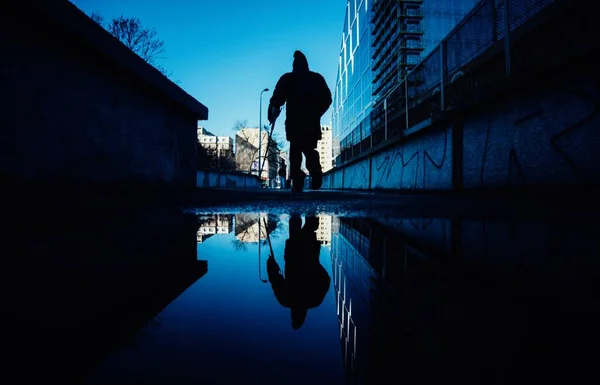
(36, 209, 599, 385)
(80, 211, 345, 385)
(196, 214, 233, 243)
(198, 213, 334, 330)
(190, 212, 600, 384)
(330, 215, 600, 385)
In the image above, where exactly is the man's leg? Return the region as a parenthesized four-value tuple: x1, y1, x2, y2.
(289, 140, 305, 192)
(301, 140, 323, 190)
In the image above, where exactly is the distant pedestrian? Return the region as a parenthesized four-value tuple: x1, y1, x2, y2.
(268, 50, 332, 193)
(278, 161, 287, 189)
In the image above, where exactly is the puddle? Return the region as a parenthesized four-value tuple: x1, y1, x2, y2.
(3, 206, 599, 384)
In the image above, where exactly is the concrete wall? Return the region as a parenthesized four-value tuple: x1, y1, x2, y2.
(0, 0, 208, 191)
(462, 71, 600, 188)
(326, 64, 600, 192)
(326, 62, 600, 192)
(197, 170, 262, 188)
(324, 125, 453, 190)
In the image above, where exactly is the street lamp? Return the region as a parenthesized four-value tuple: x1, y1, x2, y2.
(259, 88, 269, 180)
(258, 214, 267, 283)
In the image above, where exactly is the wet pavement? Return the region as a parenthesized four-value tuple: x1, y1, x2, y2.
(2, 191, 600, 384)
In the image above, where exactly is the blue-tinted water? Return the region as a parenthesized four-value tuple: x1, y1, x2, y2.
(3, 205, 600, 385)
(86, 213, 345, 385)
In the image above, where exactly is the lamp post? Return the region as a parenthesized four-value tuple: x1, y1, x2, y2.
(259, 88, 269, 180)
(258, 213, 267, 283)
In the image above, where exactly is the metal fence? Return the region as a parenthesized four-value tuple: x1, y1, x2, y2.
(339, 0, 556, 164)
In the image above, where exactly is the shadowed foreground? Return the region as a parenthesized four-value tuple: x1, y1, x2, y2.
(0, 206, 207, 383)
(0, 190, 598, 384)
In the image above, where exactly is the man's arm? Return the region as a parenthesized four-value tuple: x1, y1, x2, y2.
(268, 74, 288, 123)
(317, 74, 332, 118)
(267, 255, 289, 308)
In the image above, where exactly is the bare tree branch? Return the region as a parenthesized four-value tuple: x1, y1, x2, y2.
(231, 238, 248, 252)
(107, 16, 166, 64)
(232, 119, 248, 133)
(271, 131, 288, 153)
(197, 143, 236, 171)
(259, 124, 286, 178)
(88, 13, 169, 77)
(89, 11, 104, 26)
(231, 120, 286, 181)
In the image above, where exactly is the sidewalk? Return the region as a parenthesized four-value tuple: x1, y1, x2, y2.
(190, 186, 600, 219)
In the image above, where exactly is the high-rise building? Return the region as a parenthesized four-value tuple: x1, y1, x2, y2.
(233, 214, 278, 243)
(332, 0, 478, 166)
(421, 0, 480, 57)
(317, 214, 332, 246)
(235, 128, 280, 182)
(197, 127, 233, 157)
(197, 214, 233, 243)
(330, 216, 376, 384)
(372, 0, 479, 101)
(317, 125, 333, 173)
(332, 0, 373, 167)
(197, 126, 214, 137)
(278, 150, 289, 188)
(234, 213, 265, 243)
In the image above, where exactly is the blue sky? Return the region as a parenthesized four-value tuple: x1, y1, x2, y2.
(69, 0, 346, 138)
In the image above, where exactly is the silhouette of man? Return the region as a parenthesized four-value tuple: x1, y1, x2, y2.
(268, 50, 332, 193)
(266, 214, 331, 330)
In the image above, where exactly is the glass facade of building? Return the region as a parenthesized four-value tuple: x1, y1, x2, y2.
(332, 0, 374, 166)
(331, 216, 377, 384)
(422, 0, 480, 56)
(331, 216, 419, 384)
(332, 0, 479, 166)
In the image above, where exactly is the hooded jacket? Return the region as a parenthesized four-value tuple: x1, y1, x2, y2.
(269, 51, 332, 142)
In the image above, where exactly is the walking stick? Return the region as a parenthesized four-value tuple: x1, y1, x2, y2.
(260, 120, 277, 178)
(259, 217, 276, 283)
(263, 217, 275, 260)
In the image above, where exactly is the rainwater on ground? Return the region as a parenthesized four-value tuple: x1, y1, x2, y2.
(2, 196, 600, 384)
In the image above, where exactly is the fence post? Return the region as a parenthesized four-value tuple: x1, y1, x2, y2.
(491, 0, 497, 40)
(503, 0, 511, 76)
(360, 123, 363, 153)
(384, 97, 388, 141)
(404, 77, 409, 129)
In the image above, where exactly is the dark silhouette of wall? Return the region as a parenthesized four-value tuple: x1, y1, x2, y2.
(0, 0, 208, 200)
(0, 205, 207, 382)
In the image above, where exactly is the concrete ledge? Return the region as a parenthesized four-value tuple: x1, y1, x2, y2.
(2, 177, 202, 210)
(21, 0, 207, 119)
(196, 170, 262, 189)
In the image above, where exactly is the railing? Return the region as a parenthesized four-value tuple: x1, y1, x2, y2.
(338, 0, 556, 165)
(397, 10, 425, 18)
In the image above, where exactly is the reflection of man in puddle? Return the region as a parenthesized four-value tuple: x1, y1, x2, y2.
(267, 214, 331, 330)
